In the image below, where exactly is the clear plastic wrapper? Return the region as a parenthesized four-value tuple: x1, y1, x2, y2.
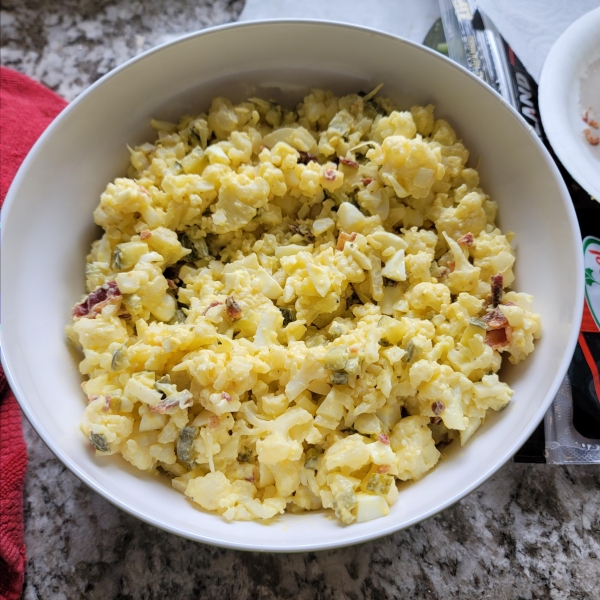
(546, 376, 600, 464)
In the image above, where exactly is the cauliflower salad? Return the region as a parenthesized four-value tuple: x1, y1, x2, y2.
(66, 87, 541, 525)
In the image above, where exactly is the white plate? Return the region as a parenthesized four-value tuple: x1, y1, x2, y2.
(539, 6, 600, 200)
(0, 21, 583, 551)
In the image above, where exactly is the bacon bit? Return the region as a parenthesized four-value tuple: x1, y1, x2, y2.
(221, 392, 232, 402)
(167, 279, 178, 290)
(73, 281, 122, 318)
(431, 400, 445, 416)
(102, 396, 112, 412)
(361, 178, 373, 186)
(208, 415, 220, 428)
(457, 232, 474, 247)
(438, 267, 450, 279)
(485, 326, 512, 350)
(349, 345, 359, 353)
(150, 398, 179, 414)
(202, 300, 222, 316)
(583, 111, 599, 128)
(482, 307, 508, 330)
(339, 157, 359, 168)
(139, 229, 152, 240)
(336, 231, 357, 251)
(72, 305, 87, 318)
(378, 433, 390, 445)
(323, 167, 337, 181)
(490, 273, 504, 307)
(225, 296, 242, 320)
(584, 129, 599, 146)
(87, 394, 99, 404)
(298, 151, 317, 164)
(376, 464, 391, 474)
(447, 260, 455, 273)
(482, 305, 512, 350)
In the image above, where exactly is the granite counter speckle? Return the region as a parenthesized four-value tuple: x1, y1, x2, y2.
(1, 0, 244, 101)
(2, 2, 600, 599)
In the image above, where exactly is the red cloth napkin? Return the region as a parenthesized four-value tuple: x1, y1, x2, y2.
(0, 67, 66, 600)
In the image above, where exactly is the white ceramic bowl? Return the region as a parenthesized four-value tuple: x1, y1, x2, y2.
(539, 6, 600, 200)
(0, 21, 583, 551)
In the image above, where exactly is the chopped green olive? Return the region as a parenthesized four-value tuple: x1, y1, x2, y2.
(365, 99, 386, 117)
(333, 489, 357, 523)
(330, 370, 349, 385)
(90, 432, 110, 453)
(304, 448, 321, 470)
(178, 232, 199, 261)
(345, 357, 361, 376)
(237, 447, 253, 463)
(460, 317, 489, 345)
(366, 473, 393, 495)
(110, 348, 129, 372)
(176, 426, 198, 463)
(324, 346, 349, 371)
(112, 248, 123, 270)
(328, 321, 347, 339)
(178, 231, 210, 262)
(193, 237, 210, 259)
(279, 308, 295, 327)
(402, 340, 421, 364)
(469, 317, 488, 329)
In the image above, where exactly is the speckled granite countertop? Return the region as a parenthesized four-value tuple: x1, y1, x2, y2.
(2, 2, 600, 599)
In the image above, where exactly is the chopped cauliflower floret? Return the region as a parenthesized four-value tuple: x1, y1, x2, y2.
(391, 416, 441, 480)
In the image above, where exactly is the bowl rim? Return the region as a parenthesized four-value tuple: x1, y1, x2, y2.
(0, 18, 584, 552)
